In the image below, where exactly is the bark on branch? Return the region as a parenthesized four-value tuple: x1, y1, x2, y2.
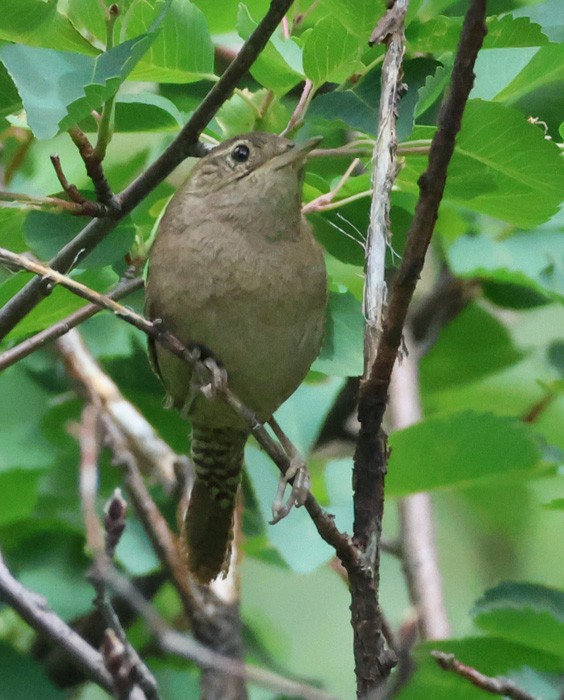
(351, 0, 487, 695)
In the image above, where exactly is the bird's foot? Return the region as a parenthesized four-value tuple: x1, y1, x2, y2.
(270, 456, 311, 524)
(200, 357, 228, 400)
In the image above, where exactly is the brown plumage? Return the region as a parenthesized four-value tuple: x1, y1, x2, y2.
(145, 132, 327, 583)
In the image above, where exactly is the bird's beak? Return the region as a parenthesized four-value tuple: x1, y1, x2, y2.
(270, 136, 322, 170)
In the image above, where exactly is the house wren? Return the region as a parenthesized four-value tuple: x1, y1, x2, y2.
(145, 132, 327, 583)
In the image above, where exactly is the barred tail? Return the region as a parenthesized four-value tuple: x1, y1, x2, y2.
(183, 426, 248, 584)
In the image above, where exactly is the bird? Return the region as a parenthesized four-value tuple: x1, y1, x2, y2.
(145, 131, 327, 584)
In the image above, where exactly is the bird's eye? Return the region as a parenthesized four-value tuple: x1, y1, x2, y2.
(231, 143, 250, 162)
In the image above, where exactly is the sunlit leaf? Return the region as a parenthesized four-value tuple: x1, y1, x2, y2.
(123, 0, 216, 82)
(0, 34, 157, 139)
(0, 0, 97, 54)
(237, 4, 303, 95)
(303, 17, 362, 87)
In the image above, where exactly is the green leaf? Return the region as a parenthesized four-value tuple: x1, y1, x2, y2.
(447, 231, 564, 304)
(0, 470, 41, 526)
(115, 517, 161, 575)
(324, 457, 354, 533)
(1, 267, 119, 342)
(415, 59, 452, 119)
(123, 0, 215, 83)
(24, 211, 135, 268)
(408, 15, 548, 54)
(400, 100, 564, 226)
(506, 668, 564, 700)
(0, 643, 63, 700)
(15, 533, 94, 620)
(310, 58, 439, 140)
(112, 93, 184, 132)
(0, 209, 28, 254)
(193, 0, 269, 34)
(303, 17, 362, 87)
(544, 498, 564, 511)
(420, 304, 524, 391)
(237, 4, 303, 95)
(473, 582, 564, 658)
(0, 0, 98, 54)
(273, 376, 344, 455)
(149, 659, 200, 697)
(312, 290, 364, 377)
(0, 364, 54, 470)
(0, 33, 157, 139)
(61, 0, 108, 49)
(214, 88, 289, 137)
(399, 637, 564, 700)
(318, 0, 383, 37)
(246, 445, 335, 572)
(472, 47, 538, 101)
(387, 411, 545, 496)
(495, 43, 564, 104)
(325, 253, 364, 300)
(0, 61, 21, 121)
(513, 0, 564, 43)
(485, 14, 549, 48)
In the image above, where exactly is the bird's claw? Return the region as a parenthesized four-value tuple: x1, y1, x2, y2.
(200, 357, 228, 399)
(270, 456, 311, 524)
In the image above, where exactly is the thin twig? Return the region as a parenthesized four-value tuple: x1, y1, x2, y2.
(0, 551, 116, 695)
(363, 0, 488, 412)
(0, 189, 106, 216)
(76, 405, 161, 699)
(302, 158, 362, 213)
(0, 275, 143, 372)
(280, 79, 315, 136)
(68, 127, 117, 207)
(100, 413, 202, 610)
(94, 3, 120, 161)
(0, 0, 297, 342)
(432, 652, 538, 700)
(50, 154, 90, 205)
(363, 0, 408, 371)
(310, 142, 430, 159)
(79, 403, 105, 555)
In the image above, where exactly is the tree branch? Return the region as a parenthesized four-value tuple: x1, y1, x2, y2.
(0, 551, 119, 696)
(76, 412, 161, 700)
(0, 274, 143, 372)
(388, 329, 450, 640)
(432, 652, 537, 700)
(348, 0, 410, 694)
(0, 0, 297, 342)
(351, 0, 487, 695)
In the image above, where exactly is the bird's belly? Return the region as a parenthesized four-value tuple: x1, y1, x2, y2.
(148, 226, 326, 425)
